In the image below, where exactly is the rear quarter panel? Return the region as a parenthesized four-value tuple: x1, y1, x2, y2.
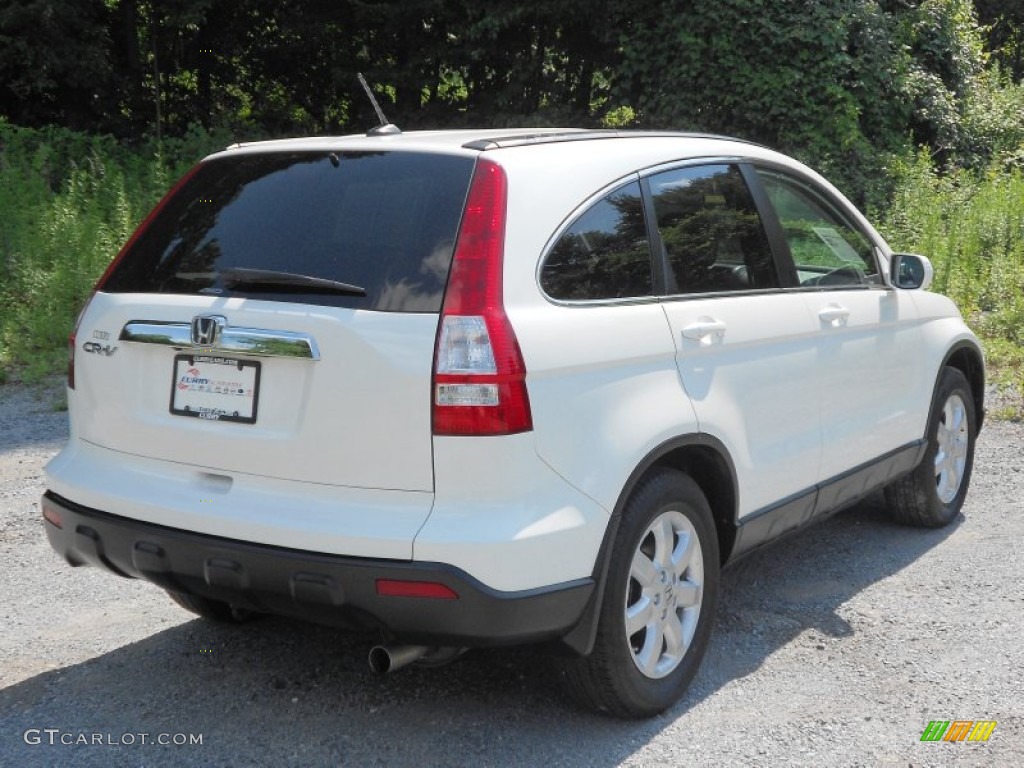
(496, 142, 701, 514)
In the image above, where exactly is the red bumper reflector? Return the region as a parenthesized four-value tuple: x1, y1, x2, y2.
(42, 501, 63, 529)
(375, 579, 459, 600)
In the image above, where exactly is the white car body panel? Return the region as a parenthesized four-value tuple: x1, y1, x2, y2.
(71, 292, 437, 492)
(420, 434, 608, 591)
(806, 288, 927, 479)
(910, 290, 986, 428)
(508, 302, 697, 515)
(661, 293, 823, 517)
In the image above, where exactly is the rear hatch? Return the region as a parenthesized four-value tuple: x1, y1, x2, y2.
(72, 149, 476, 492)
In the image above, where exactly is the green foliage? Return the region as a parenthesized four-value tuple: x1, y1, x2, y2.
(898, 0, 1024, 169)
(1, 1, 619, 138)
(0, 1, 1020, 199)
(612, 0, 909, 204)
(611, 0, 1024, 205)
(961, 65, 1024, 164)
(0, 121, 228, 380)
(0, 0, 114, 131)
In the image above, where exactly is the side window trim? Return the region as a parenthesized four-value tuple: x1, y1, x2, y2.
(738, 162, 800, 289)
(638, 176, 673, 296)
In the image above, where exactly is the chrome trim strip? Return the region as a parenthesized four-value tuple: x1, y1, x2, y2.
(119, 321, 321, 360)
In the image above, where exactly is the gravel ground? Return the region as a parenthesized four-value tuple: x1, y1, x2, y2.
(1, 378, 1021, 767)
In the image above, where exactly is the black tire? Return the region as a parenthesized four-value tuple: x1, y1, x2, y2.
(562, 469, 720, 718)
(885, 367, 976, 528)
(166, 590, 257, 623)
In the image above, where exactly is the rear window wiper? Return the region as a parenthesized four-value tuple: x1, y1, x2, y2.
(217, 267, 367, 296)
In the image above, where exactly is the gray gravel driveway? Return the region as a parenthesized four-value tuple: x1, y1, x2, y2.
(1, 380, 1021, 766)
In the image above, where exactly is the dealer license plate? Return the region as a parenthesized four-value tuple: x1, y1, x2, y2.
(169, 354, 261, 424)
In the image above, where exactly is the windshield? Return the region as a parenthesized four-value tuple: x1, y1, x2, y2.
(102, 150, 476, 312)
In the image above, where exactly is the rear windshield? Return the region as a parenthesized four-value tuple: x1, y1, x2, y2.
(102, 151, 476, 312)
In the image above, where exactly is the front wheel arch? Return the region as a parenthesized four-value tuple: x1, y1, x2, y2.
(885, 366, 977, 527)
(940, 342, 985, 432)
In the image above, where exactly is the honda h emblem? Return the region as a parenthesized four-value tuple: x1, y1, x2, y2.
(191, 315, 226, 346)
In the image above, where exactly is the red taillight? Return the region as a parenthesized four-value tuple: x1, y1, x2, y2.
(67, 163, 204, 390)
(432, 159, 532, 436)
(375, 579, 459, 600)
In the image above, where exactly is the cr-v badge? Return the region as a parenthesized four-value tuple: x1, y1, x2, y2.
(82, 341, 117, 356)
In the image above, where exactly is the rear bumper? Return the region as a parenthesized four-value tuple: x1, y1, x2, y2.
(41, 491, 594, 647)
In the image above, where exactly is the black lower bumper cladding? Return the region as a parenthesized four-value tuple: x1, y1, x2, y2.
(41, 491, 593, 647)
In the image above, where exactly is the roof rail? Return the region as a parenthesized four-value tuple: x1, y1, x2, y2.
(462, 130, 764, 151)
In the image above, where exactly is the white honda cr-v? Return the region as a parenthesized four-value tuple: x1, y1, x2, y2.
(42, 129, 983, 717)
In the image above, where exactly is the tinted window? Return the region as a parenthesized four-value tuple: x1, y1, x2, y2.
(541, 181, 652, 300)
(756, 169, 878, 287)
(103, 151, 475, 311)
(650, 164, 778, 294)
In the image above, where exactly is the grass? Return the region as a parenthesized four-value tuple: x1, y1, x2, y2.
(1, 124, 1022, 419)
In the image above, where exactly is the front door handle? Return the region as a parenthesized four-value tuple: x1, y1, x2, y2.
(681, 318, 727, 344)
(818, 304, 850, 327)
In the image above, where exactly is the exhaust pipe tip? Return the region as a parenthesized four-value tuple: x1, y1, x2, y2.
(368, 644, 430, 675)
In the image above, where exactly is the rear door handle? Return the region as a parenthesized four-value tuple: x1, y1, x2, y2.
(681, 318, 727, 344)
(818, 304, 850, 327)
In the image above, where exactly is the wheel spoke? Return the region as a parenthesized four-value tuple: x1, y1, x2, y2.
(949, 401, 965, 433)
(626, 597, 655, 637)
(671, 530, 695, 575)
(652, 515, 675, 569)
(674, 580, 701, 608)
(631, 551, 658, 589)
(662, 611, 686, 659)
(638, 621, 664, 677)
(939, 464, 960, 499)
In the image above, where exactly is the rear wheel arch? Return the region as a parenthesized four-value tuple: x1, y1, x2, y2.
(559, 434, 738, 657)
(562, 468, 720, 716)
(646, 440, 738, 565)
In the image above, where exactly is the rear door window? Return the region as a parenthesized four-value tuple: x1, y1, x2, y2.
(648, 164, 780, 294)
(102, 151, 476, 312)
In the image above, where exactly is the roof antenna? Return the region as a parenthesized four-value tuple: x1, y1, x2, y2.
(357, 73, 401, 136)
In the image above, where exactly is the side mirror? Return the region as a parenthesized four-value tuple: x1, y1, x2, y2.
(890, 252, 934, 291)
